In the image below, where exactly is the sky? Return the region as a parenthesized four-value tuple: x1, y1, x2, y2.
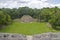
(0, 0, 60, 9)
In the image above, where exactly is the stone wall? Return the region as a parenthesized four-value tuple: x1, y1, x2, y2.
(33, 33, 60, 40)
(0, 33, 60, 40)
(0, 33, 27, 40)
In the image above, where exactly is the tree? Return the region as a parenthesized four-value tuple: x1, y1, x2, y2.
(49, 7, 60, 29)
(40, 8, 52, 22)
(0, 11, 11, 27)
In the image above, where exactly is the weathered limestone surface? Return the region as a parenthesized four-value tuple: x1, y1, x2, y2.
(0, 33, 27, 40)
(33, 33, 60, 40)
(0, 33, 60, 40)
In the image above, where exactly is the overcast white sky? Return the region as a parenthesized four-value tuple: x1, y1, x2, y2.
(0, 0, 60, 8)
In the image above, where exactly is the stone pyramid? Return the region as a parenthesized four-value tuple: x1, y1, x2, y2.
(20, 15, 33, 22)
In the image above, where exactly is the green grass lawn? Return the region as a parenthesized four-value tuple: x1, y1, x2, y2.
(0, 22, 57, 35)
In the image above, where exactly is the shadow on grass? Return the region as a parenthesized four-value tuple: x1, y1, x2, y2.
(52, 25, 60, 31)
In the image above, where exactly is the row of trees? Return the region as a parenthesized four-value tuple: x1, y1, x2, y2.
(0, 7, 60, 29)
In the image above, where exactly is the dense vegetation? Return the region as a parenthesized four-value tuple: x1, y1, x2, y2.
(0, 11, 11, 28)
(0, 7, 60, 29)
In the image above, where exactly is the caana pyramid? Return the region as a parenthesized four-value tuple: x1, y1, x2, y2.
(20, 15, 33, 22)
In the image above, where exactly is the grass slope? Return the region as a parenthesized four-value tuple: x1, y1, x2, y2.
(0, 22, 56, 35)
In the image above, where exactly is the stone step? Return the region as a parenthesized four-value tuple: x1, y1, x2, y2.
(27, 36, 33, 40)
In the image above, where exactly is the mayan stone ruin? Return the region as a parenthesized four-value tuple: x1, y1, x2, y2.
(0, 33, 27, 40)
(20, 15, 38, 22)
(0, 32, 60, 40)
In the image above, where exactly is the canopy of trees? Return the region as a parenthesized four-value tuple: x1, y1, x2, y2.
(0, 7, 60, 29)
(0, 11, 11, 28)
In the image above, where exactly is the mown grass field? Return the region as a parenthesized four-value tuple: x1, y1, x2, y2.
(0, 22, 57, 35)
